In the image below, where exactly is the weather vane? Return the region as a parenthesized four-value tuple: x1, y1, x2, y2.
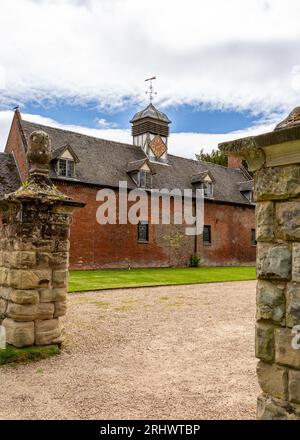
(145, 76, 157, 103)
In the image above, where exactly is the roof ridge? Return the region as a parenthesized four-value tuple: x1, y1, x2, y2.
(22, 119, 244, 177)
(21, 119, 137, 151)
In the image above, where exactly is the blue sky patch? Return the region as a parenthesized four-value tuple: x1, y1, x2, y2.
(21, 101, 262, 134)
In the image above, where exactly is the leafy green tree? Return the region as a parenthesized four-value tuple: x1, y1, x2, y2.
(196, 148, 228, 166)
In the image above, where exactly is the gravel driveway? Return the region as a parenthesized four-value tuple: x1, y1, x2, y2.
(1, 280, 258, 420)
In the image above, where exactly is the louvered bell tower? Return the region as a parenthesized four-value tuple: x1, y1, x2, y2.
(130, 103, 171, 163)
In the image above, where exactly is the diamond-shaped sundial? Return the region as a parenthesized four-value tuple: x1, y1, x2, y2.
(149, 135, 167, 159)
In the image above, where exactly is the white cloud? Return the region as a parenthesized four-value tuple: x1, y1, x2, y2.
(96, 118, 118, 128)
(0, 110, 276, 160)
(0, 0, 300, 115)
(168, 121, 276, 158)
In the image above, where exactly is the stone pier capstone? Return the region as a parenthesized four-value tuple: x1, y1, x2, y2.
(219, 107, 300, 420)
(0, 130, 84, 348)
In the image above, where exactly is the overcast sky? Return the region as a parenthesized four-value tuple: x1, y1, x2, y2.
(0, 0, 300, 158)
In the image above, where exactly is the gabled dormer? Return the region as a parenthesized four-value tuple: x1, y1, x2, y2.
(238, 180, 254, 202)
(126, 158, 154, 188)
(191, 170, 215, 198)
(52, 144, 79, 178)
(130, 103, 171, 164)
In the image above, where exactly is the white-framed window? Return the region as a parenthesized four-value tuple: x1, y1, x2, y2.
(58, 159, 75, 177)
(138, 170, 152, 188)
(204, 182, 213, 197)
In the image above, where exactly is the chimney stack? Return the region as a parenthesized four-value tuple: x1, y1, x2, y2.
(228, 156, 242, 169)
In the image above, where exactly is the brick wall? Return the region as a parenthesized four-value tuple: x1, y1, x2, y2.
(4, 112, 29, 182)
(56, 182, 256, 269)
(203, 201, 256, 265)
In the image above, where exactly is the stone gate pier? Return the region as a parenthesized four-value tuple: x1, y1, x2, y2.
(219, 107, 300, 420)
(0, 130, 84, 348)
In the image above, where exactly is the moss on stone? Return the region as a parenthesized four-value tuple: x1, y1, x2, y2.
(0, 344, 60, 366)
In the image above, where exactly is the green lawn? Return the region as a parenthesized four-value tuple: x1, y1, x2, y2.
(68, 266, 256, 292)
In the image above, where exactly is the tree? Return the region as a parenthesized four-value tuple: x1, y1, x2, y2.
(196, 148, 227, 166)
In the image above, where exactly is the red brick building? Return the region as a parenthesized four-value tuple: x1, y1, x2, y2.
(0, 106, 256, 269)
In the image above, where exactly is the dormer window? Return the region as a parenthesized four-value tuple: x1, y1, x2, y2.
(52, 144, 79, 179)
(58, 158, 75, 177)
(191, 170, 214, 198)
(139, 170, 146, 187)
(238, 181, 254, 202)
(242, 190, 253, 202)
(138, 170, 152, 188)
(126, 159, 153, 188)
(204, 182, 213, 197)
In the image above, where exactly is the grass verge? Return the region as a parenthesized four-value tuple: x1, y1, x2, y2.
(69, 266, 256, 292)
(0, 344, 60, 366)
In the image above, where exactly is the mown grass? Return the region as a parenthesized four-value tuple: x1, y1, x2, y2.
(0, 344, 60, 366)
(69, 266, 256, 292)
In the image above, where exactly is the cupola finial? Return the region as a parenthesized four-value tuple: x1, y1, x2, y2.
(145, 76, 157, 103)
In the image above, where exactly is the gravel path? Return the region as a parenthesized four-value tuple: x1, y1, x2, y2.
(1, 281, 258, 420)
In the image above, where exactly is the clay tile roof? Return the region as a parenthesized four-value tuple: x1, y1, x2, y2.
(130, 103, 171, 124)
(20, 119, 254, 206)
(0, 153, 21, 196)
(274, 107, 300, 131)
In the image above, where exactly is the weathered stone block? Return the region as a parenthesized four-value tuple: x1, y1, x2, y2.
(37, 302, 54, 320)
(41, 224, 67, 240)
(257, 394, 290, 420)
(2, 251, 13, 267)
(0, 268, 10, 286)
(9, 289, 39, 305)
(286, 283, 300, 327)
(275, 200, 300, 241)
(54, 300, 67, 317)
(39, 288, 56, 302)
(3, 251, 36, 269)
(36, 252, 51, 267)
(8, 269, 51, 289)
(6, 302, 38, 321)
(52, 239, 70, 253)
(35, 318, 61, 345)
(53, 288, 67, 302)
(3, 318, 34, 348)
(18, 251, 36, 268)
(52, 270, 68, 288)
(275, 327, 300, 369)
(0, 287, 11, 300)
(257, 361, 288, 399)
(0, 298, 7, 319)
(292, 243, 300, 282)
(256, 322, 275, 362)
(11, 238, 53, 253)
(51, 252, 68, 268)
(37, 252, 68, 269)
(289, 369, 300, 404)
(257, 243, 291, 280)
(256, 201, 274, 241)
(256, 280, 285, 324)
(255, 165, 300, 202)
